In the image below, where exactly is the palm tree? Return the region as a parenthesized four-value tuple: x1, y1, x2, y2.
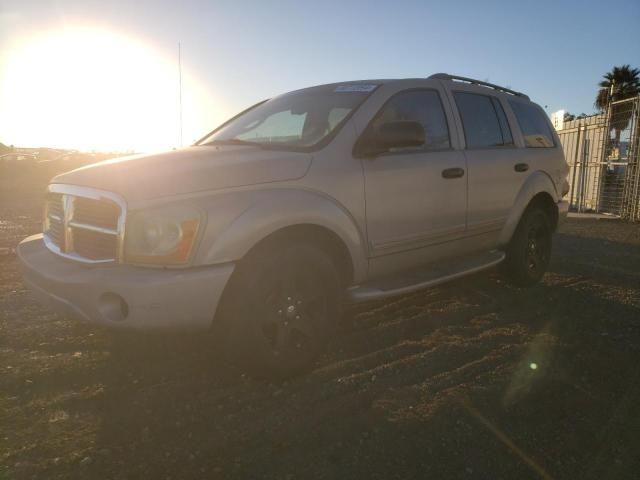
(594, 65, 640, 146)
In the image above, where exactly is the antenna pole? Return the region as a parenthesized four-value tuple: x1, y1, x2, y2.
(178, 42, 183, 147)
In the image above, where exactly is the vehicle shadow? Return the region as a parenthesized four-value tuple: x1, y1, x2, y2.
(60, 232, 640, 479)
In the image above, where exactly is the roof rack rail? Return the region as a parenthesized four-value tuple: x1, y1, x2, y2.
(428, 73, 529, 100)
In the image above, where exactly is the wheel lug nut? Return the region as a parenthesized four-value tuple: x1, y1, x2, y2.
(287, 297, 292, 301)
(295, 315, 300, 320)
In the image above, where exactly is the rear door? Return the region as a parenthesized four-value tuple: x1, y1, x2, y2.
(360, 88, 467, 257)
(507, 98, 566, 196)
(448, 88, 526, 235)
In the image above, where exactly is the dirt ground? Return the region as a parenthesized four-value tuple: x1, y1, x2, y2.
(1, 175, 640, 480)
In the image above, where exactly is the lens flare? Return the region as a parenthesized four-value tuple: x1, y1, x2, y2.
(0, 26, 226, 152)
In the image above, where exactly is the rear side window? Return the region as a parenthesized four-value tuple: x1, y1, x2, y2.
(454, 92, 512, 148)
(369, 89, 451, 151)
(508, 101, 555, 148)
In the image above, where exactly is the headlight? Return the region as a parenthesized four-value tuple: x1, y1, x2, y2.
(124, 209, 200, 265)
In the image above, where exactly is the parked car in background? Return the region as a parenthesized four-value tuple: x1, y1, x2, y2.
(18, 73, 569, 377)
(0, 153, 38, 171)
(37, 152, 97, 176)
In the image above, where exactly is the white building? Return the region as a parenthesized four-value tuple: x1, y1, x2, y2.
(550, 110, 565, 131)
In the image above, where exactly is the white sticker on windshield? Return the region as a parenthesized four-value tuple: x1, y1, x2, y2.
(334, 84, 377, 93)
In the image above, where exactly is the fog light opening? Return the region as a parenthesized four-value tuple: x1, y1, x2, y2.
(98, 293, 129, 322)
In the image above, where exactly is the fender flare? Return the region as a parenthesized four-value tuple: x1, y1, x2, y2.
(200, 188, 368, 282)
(498, 171, 560, 246)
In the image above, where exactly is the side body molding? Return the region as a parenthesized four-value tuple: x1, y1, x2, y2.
(199, 189, 368, 283)
(498, 170, 560, 246)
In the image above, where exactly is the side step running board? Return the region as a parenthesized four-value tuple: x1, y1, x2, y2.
(347, 250, 505, 303)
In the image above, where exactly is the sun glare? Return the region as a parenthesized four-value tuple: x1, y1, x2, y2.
(0, 27, 223, 152)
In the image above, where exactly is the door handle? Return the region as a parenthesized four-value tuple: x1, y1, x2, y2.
(514, 163, 529, 172)
(442, 167, 465, 179)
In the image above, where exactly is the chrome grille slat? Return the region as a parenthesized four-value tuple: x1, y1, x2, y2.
(42, 185, 127, 264)
(68, 221, 119, 235)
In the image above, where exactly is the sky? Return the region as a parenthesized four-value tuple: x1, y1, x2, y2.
(1, 0, 639, 152)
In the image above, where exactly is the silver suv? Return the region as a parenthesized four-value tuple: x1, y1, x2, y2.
(18, 74, 569, 376)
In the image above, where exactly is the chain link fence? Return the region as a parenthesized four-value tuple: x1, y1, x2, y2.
(557, 95, 640, 220)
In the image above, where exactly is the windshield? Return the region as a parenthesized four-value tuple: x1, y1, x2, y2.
(198, 84, 379, 150)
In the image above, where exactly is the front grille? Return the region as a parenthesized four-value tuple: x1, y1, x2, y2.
(45, 193, 64, 246)
(47, 194, 64, 220)
(43, 185, 126, 263)
(48, 217, 64, 246)
(73, 229, 119, 260)
(74, 197, 120, 230)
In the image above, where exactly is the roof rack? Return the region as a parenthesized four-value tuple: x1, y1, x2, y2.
(428, 73, 529, 100)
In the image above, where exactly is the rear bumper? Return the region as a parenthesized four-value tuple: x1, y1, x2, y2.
(17, 234, 234, 331)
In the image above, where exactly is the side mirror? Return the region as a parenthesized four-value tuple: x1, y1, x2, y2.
(355, 121, 425, 157)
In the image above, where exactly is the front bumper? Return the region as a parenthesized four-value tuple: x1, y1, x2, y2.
(17, 234, 235, 331)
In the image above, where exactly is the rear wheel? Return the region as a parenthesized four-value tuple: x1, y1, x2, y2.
(219, 243, 343, 379)
(503, 206, 552, 287)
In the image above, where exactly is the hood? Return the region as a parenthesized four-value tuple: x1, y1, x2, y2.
(52, 146, 312, 201)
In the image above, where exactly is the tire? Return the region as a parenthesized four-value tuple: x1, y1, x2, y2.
(218, 242, 343, 379)
(503, 206, 552, 287)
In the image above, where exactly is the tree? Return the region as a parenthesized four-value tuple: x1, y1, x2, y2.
(564, 112, 576, 122)
(594, 65, 640, 146)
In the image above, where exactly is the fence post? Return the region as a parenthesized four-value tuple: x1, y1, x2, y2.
(569, 122, 583, 210)
(595, 96, 613, 213)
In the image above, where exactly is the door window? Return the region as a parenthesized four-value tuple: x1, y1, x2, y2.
(454, 92, 512, 148)
(368, 90, 451, 151)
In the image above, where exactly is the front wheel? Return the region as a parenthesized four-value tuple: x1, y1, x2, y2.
(503, 207, 552, 287)
(218, 243, 343, 379)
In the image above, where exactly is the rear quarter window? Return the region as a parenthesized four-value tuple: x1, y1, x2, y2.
(508, 101, 556, 148)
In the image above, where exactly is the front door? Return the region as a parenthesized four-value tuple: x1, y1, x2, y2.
(361, 89, 467, 257)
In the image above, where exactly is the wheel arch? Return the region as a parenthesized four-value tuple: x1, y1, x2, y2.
(236, 223, 355, 287)
(527, 191, 559, 230)
(499, 171, 560, 246)
(199, 189, 368, 284)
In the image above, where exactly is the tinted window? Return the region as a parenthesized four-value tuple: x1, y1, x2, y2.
(509, 100, 555, 148)
(454, 92, 509, 148)
(369, 90, 450, 151)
